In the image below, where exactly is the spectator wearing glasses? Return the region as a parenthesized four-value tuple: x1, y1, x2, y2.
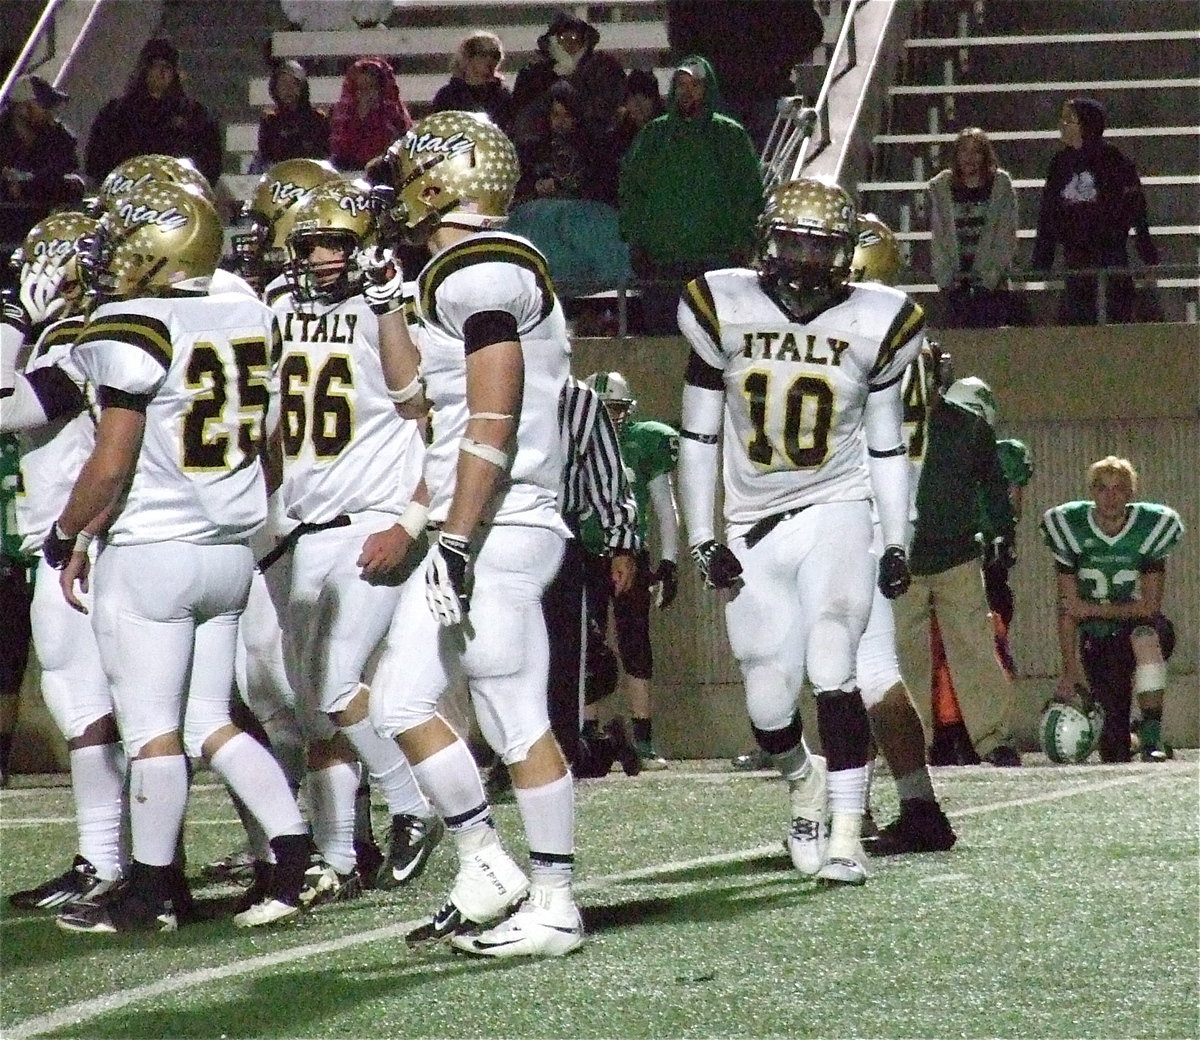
(431, 32, 514, 132)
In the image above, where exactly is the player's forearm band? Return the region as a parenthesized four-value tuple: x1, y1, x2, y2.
(397, 500, 429, 539)
(868, 444, 907, 458)
(386, 374, 423, 404)
(469, 412, 513, 421)
(460, 438, 509, 468)
(680, 428, 719, 445)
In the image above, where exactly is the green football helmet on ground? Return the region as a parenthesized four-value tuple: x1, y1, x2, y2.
(1039, 701, 1102, 764)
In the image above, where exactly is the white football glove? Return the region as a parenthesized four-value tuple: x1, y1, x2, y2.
(19, 256, 69, 326)
(425, 532, 474, 626)
(360, 247, 406, 316)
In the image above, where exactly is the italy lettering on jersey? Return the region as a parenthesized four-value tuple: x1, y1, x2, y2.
(413, 231, 569, 530)
(679, 269, 923, 523)
(71, 291, 279, 545)
(272, 290, 423, 524)
(1040, 500, 1185, 636)
(16, 316, 97, 553)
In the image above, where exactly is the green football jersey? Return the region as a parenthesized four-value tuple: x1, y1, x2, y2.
(1, 433, 25, 561)
(1040, 500, 1185, 636)
(580, 418, 678, 553)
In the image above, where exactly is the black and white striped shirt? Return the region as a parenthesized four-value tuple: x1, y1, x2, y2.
(558, 378, 639, 552)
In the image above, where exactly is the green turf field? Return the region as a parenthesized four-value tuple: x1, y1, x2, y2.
(2, 756, 1197, 1040)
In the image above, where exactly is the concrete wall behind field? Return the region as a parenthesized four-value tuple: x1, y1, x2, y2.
(573, 322, 1199, 756)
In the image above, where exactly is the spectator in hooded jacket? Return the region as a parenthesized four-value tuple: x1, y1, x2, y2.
(1031, 96, 1158, 325)
(430, 32, 515, 131)
(511, 10, 626, 143)
(328, 57, 412, 172)
(618, 55, 763, 334)
(85, 36, 222, 186)
(254, 59, 330, 172)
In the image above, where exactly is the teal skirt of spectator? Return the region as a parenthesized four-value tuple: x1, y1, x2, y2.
(505, 199, 632, 294)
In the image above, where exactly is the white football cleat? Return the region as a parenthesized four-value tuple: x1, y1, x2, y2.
(407, 833, 529, 949)
(233, 898, 302, 928)
(787, 755, 827, 876)
(817, 810, 869, 886)
(450, 884, 584, 958)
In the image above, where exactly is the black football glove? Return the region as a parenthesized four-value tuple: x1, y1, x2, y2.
(690, 540, 743, 591)
(360, 247, 406, 316)
(878, 544, 911, 599)
(651, 559, 678, 609)
(42, 523, 76, 570)
(425, 532, 474, 626)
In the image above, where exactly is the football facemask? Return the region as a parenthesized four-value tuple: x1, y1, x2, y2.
(232, 158, 339, 285)
(757, 177, 856, 316)
(284, 179, 376, 304)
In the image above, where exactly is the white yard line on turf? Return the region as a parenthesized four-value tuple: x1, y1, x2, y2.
(4, 769, 1187, 1040)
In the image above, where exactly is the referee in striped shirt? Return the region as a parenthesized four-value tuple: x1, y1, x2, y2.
(546, 377, 639, 767)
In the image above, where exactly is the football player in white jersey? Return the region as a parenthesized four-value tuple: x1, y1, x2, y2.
(1, 214, 128, 916)
(367, 110, 582, 957)
(270, 177, 441, 903)
(845, 215, 955, 856)
(676, 178, 922, 886)
(48, 182, 310, 932)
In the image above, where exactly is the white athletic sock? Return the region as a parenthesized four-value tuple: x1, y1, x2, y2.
(70, 742, 126, 880)
(339, 718, 429, 819)
(208, 732, 307, 843)
(306, 760, 360, 874)
(408, 739, 489, 828)
(827, 764, 867, 814)
(514, 772, 574, 882)
(129, 755, 189, 867)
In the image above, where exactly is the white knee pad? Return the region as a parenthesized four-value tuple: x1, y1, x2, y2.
(743, 664, 797, 733)
(1131, 626, 1167, 694)
(806, 613, 858, 695)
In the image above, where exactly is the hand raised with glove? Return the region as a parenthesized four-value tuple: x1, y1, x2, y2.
(877, 544, 911, 599)
(19, 256, 69, 326)
(690, 540, 743, 591)
(360, 247, 406, 316)
(425, 532, 474, 626)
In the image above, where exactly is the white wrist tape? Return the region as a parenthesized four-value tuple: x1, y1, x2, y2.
(397, 500, 429, 540)
(387, 374, 423, 404)
(74, 530, 95, 553)
(460, 438, 509, 468)
(469, 412, 513, 421)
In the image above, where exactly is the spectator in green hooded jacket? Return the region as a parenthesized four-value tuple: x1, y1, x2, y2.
(618, 55, 763, 334)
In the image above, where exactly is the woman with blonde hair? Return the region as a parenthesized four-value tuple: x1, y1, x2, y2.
(927, 126, 1018, 327)
(430, 32, 514, 131)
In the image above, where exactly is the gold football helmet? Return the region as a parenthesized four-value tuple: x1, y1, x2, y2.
(850, 213, 903, 287)
(381, 110, 519, 239)
(757, 177, 856, 316)
(87, 181, 223, 298)
(233, 158, 340, 285)
(95, 154, 214, 213)
(284, 177, 376, 303)
(12, 211, 101, 321)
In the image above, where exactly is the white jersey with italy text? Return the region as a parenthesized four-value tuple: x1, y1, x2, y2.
(70, 291, 277, 545)
(272, 289, 423, 525)
(678, 269, 924, 525)
(413, 231, 569, 531)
